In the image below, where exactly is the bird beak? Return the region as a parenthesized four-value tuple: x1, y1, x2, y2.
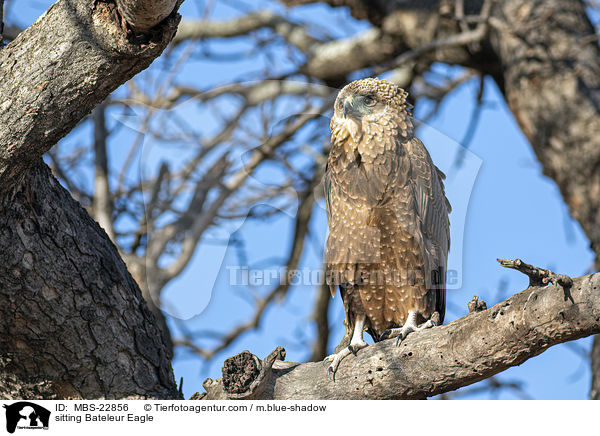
(342, 96, 360, 118)
(331, 96, 362, 143)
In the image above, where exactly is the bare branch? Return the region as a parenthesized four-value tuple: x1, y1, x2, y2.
(150, 101, 331, 284)
(91, 102, 115, 241)
(303, 28, 395, 80)
(177, 168, 321, 361)
(114, 80, 333, 110)
(173, 10, 320, 52)
(304, 8, 488, 81)
(498, 258, 574, 289)
(392, 24, 487, 69)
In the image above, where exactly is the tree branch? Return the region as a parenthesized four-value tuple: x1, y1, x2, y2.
(302, 28, 396, 81)
(0, 0, 180, 191)
(173, 10, 320, 52)
(113, 80, 333, 110)
(197, 265, 600, 399)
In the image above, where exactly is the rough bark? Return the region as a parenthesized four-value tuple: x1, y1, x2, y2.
(199, 270, 600, 399)
(0, 0, 182, 398)
(116, 0, 177, 32)
(0, 163, 179, 399)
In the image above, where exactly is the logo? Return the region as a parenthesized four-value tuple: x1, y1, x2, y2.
(3, 402, 50, 433)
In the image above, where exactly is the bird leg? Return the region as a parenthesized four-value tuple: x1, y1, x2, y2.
(379, 310, 440, 345)
(324, 315, 368, 381)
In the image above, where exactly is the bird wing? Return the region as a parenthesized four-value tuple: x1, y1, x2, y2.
(405, 137, 451, 321)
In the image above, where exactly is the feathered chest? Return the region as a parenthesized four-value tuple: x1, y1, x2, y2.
(330, 112, 413, 159)
(327, 120, 413, 205)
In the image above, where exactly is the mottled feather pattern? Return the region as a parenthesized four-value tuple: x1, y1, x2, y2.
(325, 78, 451, 339)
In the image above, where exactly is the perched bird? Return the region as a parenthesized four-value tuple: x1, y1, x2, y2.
(324, 78, 451, 379)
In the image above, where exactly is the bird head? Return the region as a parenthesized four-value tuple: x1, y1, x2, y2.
(330, 78, 411, 148)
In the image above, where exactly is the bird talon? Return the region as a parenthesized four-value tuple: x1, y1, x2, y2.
(327, 366, 335, 381)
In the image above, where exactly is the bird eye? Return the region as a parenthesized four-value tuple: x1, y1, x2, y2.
(364, 95, 376, 106)
(337, 100, 343, 111)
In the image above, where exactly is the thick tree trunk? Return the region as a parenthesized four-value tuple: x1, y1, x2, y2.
(0, 163, 178, 399)
(199, 270, 600, 400)
(0, 0, 181, 398)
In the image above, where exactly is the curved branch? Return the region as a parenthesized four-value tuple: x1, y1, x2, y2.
(113, 80, 333, 110)
(302, 28, 396, 80)
(198, 267, 600, 399)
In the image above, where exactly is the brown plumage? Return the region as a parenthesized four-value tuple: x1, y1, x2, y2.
(324, 78, 451, 378)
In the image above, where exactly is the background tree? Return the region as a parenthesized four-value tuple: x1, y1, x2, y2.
(1, 0, 599, 399)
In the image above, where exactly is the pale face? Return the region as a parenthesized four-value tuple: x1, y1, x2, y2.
(331, 90, 388, 142)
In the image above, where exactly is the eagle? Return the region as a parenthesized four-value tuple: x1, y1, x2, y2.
(324, 78, 451, 378)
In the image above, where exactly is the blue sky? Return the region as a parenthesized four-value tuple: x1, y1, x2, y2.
(9, 0, 596, 399)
